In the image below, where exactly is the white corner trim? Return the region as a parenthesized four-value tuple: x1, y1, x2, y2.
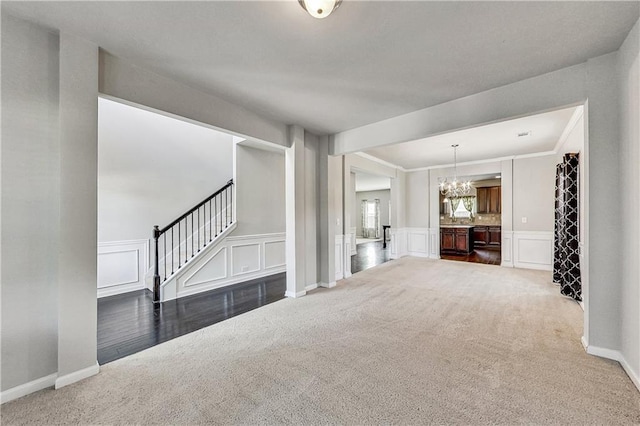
(554, 105, 584, 153)
(1, 373, 57, 404)
(285, 290, 306, 298)
(305, 283, 318, 291)
(55, 362, 100, 390)
(583, 344, 640, 393)
(354, 151, 405, 171)
(581, 335, 588, 350)
(318, 281, 336, 288)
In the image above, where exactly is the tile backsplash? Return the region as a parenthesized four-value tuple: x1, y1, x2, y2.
(440, 214, 501, 226)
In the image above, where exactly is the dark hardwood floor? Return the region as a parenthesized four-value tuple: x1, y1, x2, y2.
(97, 273, 286, 365)
(440, 248, 501, 265)
(351, 240, 391, 274)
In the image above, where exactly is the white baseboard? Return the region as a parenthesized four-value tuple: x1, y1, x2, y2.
(55, 362, 99, 390)
(408, 252, 430, 258)
(1, 373, 57, 404)
(619, 355, 640, 392)
(285, 290, 306, 298)
(318, 281, 336, 288)
(584, 344, 640, 393)
(305, 283, 318, 291)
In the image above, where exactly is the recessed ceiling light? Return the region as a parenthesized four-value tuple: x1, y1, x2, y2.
(517, 131, 532, 137)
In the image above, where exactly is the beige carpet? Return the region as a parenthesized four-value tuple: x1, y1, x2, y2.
(3, 257, 639, 424)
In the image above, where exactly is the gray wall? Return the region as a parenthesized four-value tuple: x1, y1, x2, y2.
(1, 14, 61, 392)
(618, 18, 640, 383)
(512, 156, 556, 232)
(356, 190, 391, 237)
(234, 144, 285, 236)
(98, 97, 233, 242)
(406, 170, 429, 228)
(2, 15, 99, 392)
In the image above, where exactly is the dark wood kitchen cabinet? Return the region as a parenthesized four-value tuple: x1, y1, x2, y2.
(473, 226, 501, 250)
(476, 186, 501, 214)
(488, 226, 502, 247)
(473, 226, 488, 246)
(441, 227, 473, 255)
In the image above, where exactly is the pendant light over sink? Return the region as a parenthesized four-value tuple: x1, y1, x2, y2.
(439, 144, 472, 201)
(298, 0, 342, 19)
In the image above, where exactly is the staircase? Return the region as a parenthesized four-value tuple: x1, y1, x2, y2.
(151, 180, 234, 302)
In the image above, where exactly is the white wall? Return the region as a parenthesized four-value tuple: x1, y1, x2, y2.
(1, 14, 61, 393)
(98, 98, 234, 242)
(355, 190, 391, 237)
(618, 18, 640, 387)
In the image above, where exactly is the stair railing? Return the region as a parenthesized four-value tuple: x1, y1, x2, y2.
(153, 179, 234, 302)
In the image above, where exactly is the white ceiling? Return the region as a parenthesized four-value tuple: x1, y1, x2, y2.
(4, 1, 638, 136)
(355, 171, 391, 192)
(364, 106, 581, 169)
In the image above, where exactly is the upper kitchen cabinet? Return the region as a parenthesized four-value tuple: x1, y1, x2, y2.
(476, 186, 501, 214)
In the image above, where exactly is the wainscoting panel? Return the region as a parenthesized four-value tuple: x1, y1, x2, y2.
(335, 235, 344, 281)
(343, 234, 352, 278)
(407, 228, 429, 258)
(184, 247, 227, 287)
(429, 228, 440, 259)
(513, 231, 553, 270)
(390, 228, 408, 259)
(231, 243, 261, 276)
(161, 231, 286, 301)
(349, 227, 357, 255)
(502, 231, 514, 267)
(264, 240, 286, 270)
(98, 239, 148, 298)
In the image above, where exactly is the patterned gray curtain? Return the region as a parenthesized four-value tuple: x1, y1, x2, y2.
(553, 153, 581, 301)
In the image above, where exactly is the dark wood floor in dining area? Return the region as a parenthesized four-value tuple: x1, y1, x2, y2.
(97, 273, 286, 365)
(440, 248, 502, 265)
(351, 240, 391, 273)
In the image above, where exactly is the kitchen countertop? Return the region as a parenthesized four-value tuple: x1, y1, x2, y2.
(439, 225, 475, 229)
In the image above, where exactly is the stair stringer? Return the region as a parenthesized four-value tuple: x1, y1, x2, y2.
(160, 222, 237, 301)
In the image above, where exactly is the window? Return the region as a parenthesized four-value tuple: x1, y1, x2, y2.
(366, 201, 377, 228)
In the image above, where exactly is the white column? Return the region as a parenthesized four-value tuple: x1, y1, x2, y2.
(56, 33, 100, 388)
(285, 125, 307, 297)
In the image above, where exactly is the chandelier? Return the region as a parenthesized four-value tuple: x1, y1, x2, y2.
(439, 144, 471, 201)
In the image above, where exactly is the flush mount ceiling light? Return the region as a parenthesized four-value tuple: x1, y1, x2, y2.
(439, 144, 472, 201)
(298, 0, 342, 19)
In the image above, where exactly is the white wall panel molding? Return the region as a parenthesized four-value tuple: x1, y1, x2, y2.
(407, 228, 430, 258)
(335, 234, 344, 280)
(161, 230, 286, 301)
(343, 234, 352, 278)
(428, 228, 440, 259)
(501, 231, 514, 267)
(390, 228, 408, 259)
(97, 239, 148, 298)
(513, 231, 553, 270)
(349, 227, 357, 255)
